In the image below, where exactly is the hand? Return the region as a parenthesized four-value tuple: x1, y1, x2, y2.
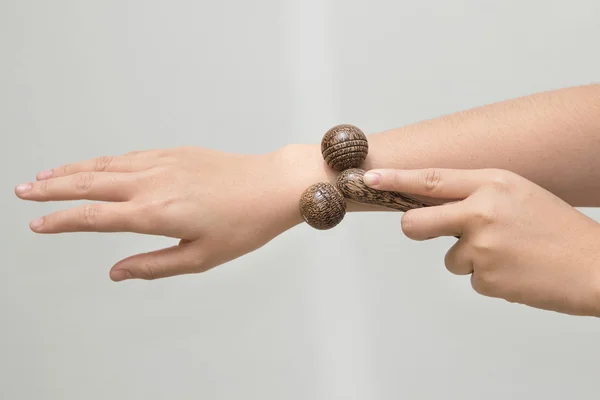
(363, 168, 600, 317)
(14, 146, 322, 281)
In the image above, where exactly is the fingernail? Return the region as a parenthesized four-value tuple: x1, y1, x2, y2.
(37, 170, 53, 180)
(15, 183, 32, 194)
(110, 269, 133, 282)
(363, 171, 381, 186)
(30, 217, 44, 230)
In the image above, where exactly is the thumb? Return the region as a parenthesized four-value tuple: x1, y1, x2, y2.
(110, 241, 204, 281)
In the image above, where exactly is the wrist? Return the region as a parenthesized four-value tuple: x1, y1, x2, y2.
(272, 144, 336, 228)
(274, 138, 393, 228)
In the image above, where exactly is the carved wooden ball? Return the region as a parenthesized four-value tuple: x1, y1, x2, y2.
(321, 124, 369, 171)
(299, 182, 347, 230)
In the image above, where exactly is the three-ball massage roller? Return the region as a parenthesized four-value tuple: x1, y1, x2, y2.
(299, 124, 433, 230)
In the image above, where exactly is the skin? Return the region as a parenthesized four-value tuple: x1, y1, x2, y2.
(14, 84, 600, 316)
(363, 168, 600, 317)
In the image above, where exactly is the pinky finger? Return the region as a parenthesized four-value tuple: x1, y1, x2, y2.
(30, 203, 153, 234)
(109, 241, 204, 281)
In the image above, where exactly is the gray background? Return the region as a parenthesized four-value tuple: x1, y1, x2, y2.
(2, 0, 600, 399)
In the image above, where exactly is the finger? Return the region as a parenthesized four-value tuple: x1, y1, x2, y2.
(16, 172, 135, 202)
(110, 242, 203, 281)
(29, 202, 155, 234)
(401, 202, 466, 240)
(444, 239, 474, 275)
(38, 153, 156, 180)
(363, 168, 493, 199)
(470, 273, 500, 298)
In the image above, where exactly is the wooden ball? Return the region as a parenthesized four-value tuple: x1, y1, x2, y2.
(299, 182, 347, 230)
(321, 124, 369, 171)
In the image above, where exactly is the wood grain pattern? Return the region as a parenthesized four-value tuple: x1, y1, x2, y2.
(336, 168, 433, 212)
(301, 123, 449, 232)
(299, 182, 347, 230)
(321, 124, 369, 171)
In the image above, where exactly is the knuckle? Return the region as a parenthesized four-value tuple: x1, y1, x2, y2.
(158, 197, 179, 212)
(444, 251, 460, 274)
(94, 156, 113, 172)
(156, 198, 180, 223)
(485, 169, 514, 192)
(444, 258, 458, 275)
(471, 235, 496, 257)
(193, 259, 210, 274)
(444, 248, 472, 275)
(59, 163, 73, 176)
(75, 173, 95, 193)
(133, 202, 157, 223)
(470, 275, 486, 295)
(142, 263, 158, 280)
(138, 201, 156, 214)
(422, 169, 442, 193)
(470, 200, 497, 226)
(401, 211, 422, 240)
(38, 178, 49, 194)
(186, 248, 211, 274)
(81, 204, 100, 228)
(392, 171, 404, 187)
(502, 292, 519, 304)
(471, 272, 500, 297)
(144, 167, 169, 186)
(134, 202, 163, 229)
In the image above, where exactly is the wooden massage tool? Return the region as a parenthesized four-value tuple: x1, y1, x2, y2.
(299, 124, 434, 230)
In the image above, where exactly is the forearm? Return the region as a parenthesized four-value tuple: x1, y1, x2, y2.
(282, 83, 600, 221)
(368, 84, 600, 205)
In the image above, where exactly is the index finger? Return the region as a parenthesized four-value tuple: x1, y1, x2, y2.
(363, 168, 494, 199)
(36, 151, 162, 180)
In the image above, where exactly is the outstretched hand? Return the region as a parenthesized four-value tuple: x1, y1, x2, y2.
(363, 168, 600, 316)
(15, 146, 309, 281)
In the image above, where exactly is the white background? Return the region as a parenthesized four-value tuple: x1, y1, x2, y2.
(2, 1, 600, 398)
